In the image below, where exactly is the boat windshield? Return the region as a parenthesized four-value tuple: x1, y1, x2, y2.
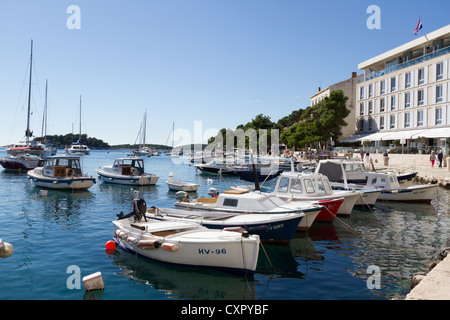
(343, 162, 366, 172)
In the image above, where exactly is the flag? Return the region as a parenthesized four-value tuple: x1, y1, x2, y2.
(413, 18, 423, 35)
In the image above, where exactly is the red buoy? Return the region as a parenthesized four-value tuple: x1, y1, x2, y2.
(105, 240, 116, 250)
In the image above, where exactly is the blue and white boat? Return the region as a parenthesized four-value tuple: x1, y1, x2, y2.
(96, 158, 159, 186)
(27, 156, 95, 190)
(147, 206, 303, 245)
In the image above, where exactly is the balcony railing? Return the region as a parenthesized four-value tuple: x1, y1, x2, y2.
(360, 46, 450, 83)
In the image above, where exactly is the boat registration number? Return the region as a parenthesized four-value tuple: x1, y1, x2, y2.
(198, 248, 227, 254)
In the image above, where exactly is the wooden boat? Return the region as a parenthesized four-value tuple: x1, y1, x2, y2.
(0, 154, 44, 172)
(174, 189, 324, 231)
(27, 156, 95, 190)
(112, 199, 260, 275)
(166, 179, 199, 192)
(96, 158, 159, 186)
(146, 206, 303, 245)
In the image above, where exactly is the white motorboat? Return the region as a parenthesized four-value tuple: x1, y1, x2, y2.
(96, 158, 159, 186)
(112, 199, 260, 275)
(166, 179, 199, 192)
(270, 171, 376, 216)
(359, 171, 437, 203)
(65, 143, 90, 156)
(146, 206, 303, 245)
(174, 189, 324, 231)
(0, 154, 44, 172)
(27, 156, 95, 190)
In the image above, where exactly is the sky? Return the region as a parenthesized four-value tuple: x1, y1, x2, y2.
(1, 0, 449, 147)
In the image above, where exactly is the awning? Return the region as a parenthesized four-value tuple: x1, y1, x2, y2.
(410, 127, 450, 139)
(340, 133, 370, 143)
(358, 131, 393, 141)
(381, 129, 429, 141)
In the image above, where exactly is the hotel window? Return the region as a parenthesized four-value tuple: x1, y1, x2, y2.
(418, 68, 424, 85)
(436, 107, 443, 125)
(380, 80, 386, 95)
(437, 63, 444, 80)
(358, 119, 364, 132)
(390, 114, 396, 129)
(360, 103, 364, 116)
(390, 77, 396, 92)
(369, 84, 373, 97)
(360, 87, 365, 100)
(405, 92, 411, 108)
(368, 101, 373, 114)
(380, 98, 385, 112)
(368, 118, 373, 131)
(404, 112, 411, 128)
(436, 85, 443, 103)
(418, 89, 424, 106)
(417, 110, 424, 126)
(405, 72, 411, 88)
(380, 116, 385, 129)
(391, 95, 396, 111)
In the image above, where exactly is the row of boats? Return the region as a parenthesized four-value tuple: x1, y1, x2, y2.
(1, 151, 438, 276)
(107, 156, 438, 277)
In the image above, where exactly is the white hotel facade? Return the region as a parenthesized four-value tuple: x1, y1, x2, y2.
(340, 24, 450, 154)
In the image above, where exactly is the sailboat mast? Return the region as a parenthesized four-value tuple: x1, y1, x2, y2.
(26, 39, 33, 145)
(79, 95, 82, 143)
(41, 79, 48, 142)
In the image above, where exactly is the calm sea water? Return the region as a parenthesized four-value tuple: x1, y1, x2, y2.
(1, 149, 449, 300)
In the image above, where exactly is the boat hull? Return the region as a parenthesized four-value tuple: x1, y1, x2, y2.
(27, 169, 95, 190)
(376, 185, 437, 203)
(97, 169, 159, 186)
(149, 209, 303, 245)
(166, 180, 199, 192)
(0, 156, 44, 172)
(113, 220, 259, 275)
(354, 189, 380, 206)
(315, 198, 345, 222)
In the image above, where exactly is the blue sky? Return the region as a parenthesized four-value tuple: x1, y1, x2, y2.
(1, 0, 449, 147)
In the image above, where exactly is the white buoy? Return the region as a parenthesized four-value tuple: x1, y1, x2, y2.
(83, 272, 105, 291)
(169, 172, 174, 178)
(0, 239, 13, 258)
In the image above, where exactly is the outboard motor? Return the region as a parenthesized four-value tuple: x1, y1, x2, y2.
(208, 187, 219, 198)
(117, 198, 148, 222)
(175, 191, 189, 201)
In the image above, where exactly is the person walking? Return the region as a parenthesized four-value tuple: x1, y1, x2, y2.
(438, 150, 444, 168)
(430, 151, 436, 168)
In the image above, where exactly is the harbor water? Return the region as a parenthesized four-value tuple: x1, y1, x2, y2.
(1, 149, 450, 300)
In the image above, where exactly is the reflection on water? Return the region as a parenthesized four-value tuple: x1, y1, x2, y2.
(109, 249, 257, 300)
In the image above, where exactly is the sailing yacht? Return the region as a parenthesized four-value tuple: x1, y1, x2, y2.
(65, 96, 90, 156)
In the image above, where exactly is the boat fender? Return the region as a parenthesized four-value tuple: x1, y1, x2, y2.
(127, 236, 138, 244)
(223, 227, 245, 233)
(161, 243, 178, 252)
(137, 239, 161, 250)
(0, 239, 13, 258)
(175, 191, 189, 201)
(208, 187, 219, 198)
(114, 229, 128, 240)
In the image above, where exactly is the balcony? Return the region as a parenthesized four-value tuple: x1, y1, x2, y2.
(360, 45, 450, 83)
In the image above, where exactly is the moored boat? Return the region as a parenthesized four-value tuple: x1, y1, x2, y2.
(96, 158, 159, 186)
(174, 188, 324, 231)
(0, 154, 44, 172)
(146, 206, 303, 245)
(112, 199, 260, 275)
(27, 156, 95, 190)
(166, 179, 199, 192)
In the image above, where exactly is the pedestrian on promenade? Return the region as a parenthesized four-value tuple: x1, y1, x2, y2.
(430, 151, 436, 167)
(360, 151, 364, 161)
(438, 150, 444, 168)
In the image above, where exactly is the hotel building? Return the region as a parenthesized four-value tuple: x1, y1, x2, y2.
(344, 24, 450, 153)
